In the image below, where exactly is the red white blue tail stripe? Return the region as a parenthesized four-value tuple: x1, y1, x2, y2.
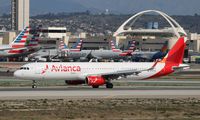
(59, 39, 83, 52)
(111, 40, 121, 52)
(127, 40, 136, 52)
(11, 27, 30, 48)
(119, 40, 136, 56)
(71, 39, 83, 51)
(59, 40, 68, 50)
(28, 32, 39, 47)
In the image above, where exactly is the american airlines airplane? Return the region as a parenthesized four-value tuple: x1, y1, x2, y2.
(110, 40, 168, 61)
(0, 27, 39, 58)
(14, 37, 189, 88)
(132, 41, 168, 62)
(59, 40, 135, 61)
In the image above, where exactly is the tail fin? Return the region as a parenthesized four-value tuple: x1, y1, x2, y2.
(27, 29, 40, 47)
(111, 40, 121, 52)
(71, 39, 83, 51)
(11, 27, 30, 48)
(161, 37, 186, 65)
(59, 40, 68, 50)
(160, 41, 168, 53)
(127, 40, 136, 52)
(119, 40, 136, 56)
(151, 41, 168, 61)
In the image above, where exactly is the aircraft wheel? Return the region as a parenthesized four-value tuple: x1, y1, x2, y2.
(32, 80, 37, 88)
(106, 83, 113, 89)
(92, 85, 99, 88)
(32, 85, 37, 88)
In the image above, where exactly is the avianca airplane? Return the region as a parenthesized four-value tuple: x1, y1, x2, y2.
(0, 27, 39, 57)
(14, 37, 189, 88)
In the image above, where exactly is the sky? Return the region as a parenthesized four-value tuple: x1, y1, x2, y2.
(0, 0, 200, 15)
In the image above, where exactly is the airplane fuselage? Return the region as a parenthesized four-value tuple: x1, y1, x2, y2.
(63, 50, 127, 60)
(0, 45, 40, 58)
(15, 62, 174, 81)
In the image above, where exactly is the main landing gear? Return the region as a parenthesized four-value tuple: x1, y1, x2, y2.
(32, 80, 37, 88)
(92, 85, 99, 88)
(91, 83, 113, 89)
(106, 82, 113, 89)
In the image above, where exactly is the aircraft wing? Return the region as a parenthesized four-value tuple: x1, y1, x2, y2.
(86, 66, 155, 80)
(85, 61, 158, 80)
(0, 48, 15, 51)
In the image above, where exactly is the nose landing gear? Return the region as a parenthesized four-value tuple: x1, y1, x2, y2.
(32, 80, 37, 88)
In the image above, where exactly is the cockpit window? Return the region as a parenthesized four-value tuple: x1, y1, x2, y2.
(20, 67, 30, 70)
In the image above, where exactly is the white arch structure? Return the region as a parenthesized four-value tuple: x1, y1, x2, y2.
(113, 10, 187, 38)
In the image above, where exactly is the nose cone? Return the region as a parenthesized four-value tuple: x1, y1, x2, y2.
(14, 70, 21, 78)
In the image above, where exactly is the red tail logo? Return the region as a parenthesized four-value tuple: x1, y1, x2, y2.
(162, 37, 186, 65)
(146, 37, 186, 79)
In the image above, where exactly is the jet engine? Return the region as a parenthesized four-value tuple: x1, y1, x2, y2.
(86, 76, 106, 87)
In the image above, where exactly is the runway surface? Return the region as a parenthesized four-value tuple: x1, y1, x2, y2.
(0, 86, 200, 99)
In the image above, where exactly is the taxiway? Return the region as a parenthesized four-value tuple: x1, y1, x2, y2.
(0, 87, 200, 99)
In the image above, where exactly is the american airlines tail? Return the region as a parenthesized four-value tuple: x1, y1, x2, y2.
(160, 41, 168, 53)
(59, 39, 83, 51)
(58, 40, 68, 50)
(111, 40, 136, 56)
(151, 41, 168, 61)
(127, 40, 136, 52)
(11, 27, 30, 48)
(28, 30, 39, 47)
(71, 39, 83, 51)
(119, 40, 136, 56)
(111, 40, 121, 52)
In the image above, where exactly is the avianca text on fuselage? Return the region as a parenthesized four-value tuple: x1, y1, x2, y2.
(42, 64, 81, 73)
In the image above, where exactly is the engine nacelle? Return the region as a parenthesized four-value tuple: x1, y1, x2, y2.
(65, 80, 85, 85)
(87, 76, 106, 86)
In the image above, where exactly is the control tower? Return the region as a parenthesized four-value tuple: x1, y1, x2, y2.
(11, 0, 29, 31)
